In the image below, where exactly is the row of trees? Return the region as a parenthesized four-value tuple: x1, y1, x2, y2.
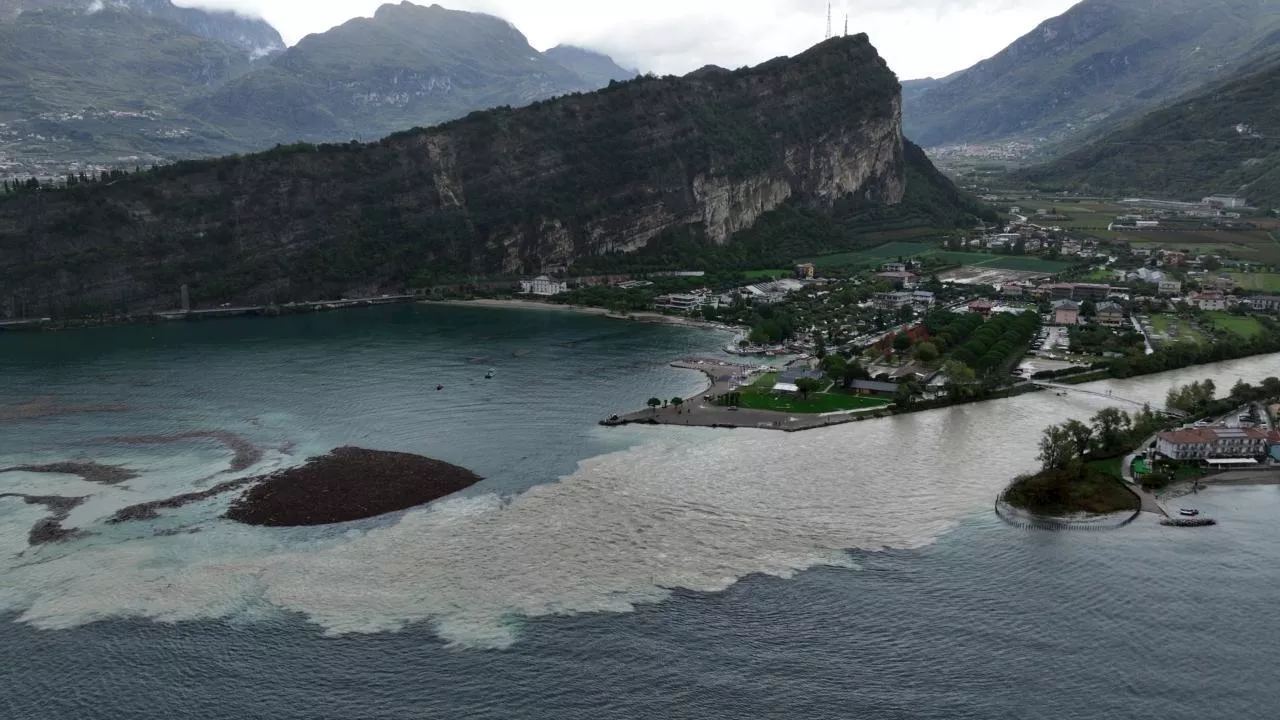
(1, 168, 141, 196)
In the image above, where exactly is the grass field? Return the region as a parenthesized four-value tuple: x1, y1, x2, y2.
(741, 269, 792, 279)
(1126, 229, 1280, 264)
(798, 243, 1076, 273)
(1228, 272, 1280, 293)
(1150, 314, 1205, 343)
(735, 373, 894, 413)
(1206, 312, 1264, 338)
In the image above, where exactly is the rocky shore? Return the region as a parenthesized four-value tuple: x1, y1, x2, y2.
(225, 447, 482, 527)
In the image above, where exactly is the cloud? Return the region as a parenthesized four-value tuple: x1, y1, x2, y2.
(173, 0, 1080, 79)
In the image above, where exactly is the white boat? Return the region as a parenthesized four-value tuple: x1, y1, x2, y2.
(1179, 508, 1201, 517)
(485, 368, 496, 379)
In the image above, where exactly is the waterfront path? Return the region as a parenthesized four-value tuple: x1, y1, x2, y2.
(602, 358, 888, 432)
(1122, 436, 1170, 518)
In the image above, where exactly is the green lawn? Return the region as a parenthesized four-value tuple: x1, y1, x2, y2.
(1206, 311, 1264, 338)
(1150, 314, 1204, 343)
(741, 269, 792, 279)
(1228, 272, 1280, 293)
(735, 390, 893, 414)
(1086, 456, 1125, 480)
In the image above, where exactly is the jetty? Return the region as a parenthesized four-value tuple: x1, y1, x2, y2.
(1032, 381, 1190, 419)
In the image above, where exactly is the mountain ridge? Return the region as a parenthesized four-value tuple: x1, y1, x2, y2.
(0, 35, 980, 317)
(903, 0, 1280, 152)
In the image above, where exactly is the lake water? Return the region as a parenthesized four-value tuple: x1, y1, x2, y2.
(2, 304, 1278, 719)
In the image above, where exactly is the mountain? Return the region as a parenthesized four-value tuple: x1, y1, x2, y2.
(542, 44, 636, 87)
(903, 0, 1280, 152)
(0, 0, 284, 56)
(0, 35, 982, 316)
(1017, 53, 1280, 208)
(190, 3, 610, 144)
(0, 7, 265, 171)
(0, 2, 637, 175)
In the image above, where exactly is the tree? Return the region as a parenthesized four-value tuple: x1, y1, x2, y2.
(893, 333, 914, 353)
(813, 331, 827, 359)
(895, 379, 920, 409)
(1262, 377, 1280, 399)
(1091, 408, 1132, 454)
(795, 377, 823, 399)
(647, 397, 662, 412)
(671, 397, 684, 412)
(1081, 298, 1097, 317)
(942, 360, 976, 402)
(915, 341, 940, 363)
(821, 354, 847, 381)
(1062, 419, 1095, 458)
(1038, 425, 1078, 471)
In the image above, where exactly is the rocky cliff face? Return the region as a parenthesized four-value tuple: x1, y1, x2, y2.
(0, 35, 914, 315)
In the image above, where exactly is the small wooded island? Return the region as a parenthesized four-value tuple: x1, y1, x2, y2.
(1001, 407, 1160, 517)
(226, 447, 482, 527)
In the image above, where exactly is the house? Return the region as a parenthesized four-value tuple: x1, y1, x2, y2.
(1249, 296, 1280, 313)
(772, 369, 824, 394)
(1187, 291, 1227, 311)
(653, 293, 708, 312)
(881, 262, 909, 273)
(1156, 426, 1278, 461)
(520, 275, 568, 296)
(1052, 300, 1081, 326)
(794, 263, 816, 279)
(968, 300, 994, 318)
(1204, 195, 1248, 209)
(1162, 251, 1187, 267)
(912, 290, 937, 306)
(1158, 280, 1183, 296)
(876, 271, 919, 290)
(849, 380, 900, 397)
(1072, 283, 1113, 300)
(1095, 301, 1127, 327)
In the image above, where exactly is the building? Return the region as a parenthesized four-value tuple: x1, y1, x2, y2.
(874, 291, 914, 309)
(1204, 195, 1248, 210)
(1209, 276, 1236, 292)
(794, 263, 816, 279)
(653, 293, 707, 312)
(1156, 426, 1278, 461)
(1052, 299, 1080, 326)
(849, 380, 900, 397)
(520, 275, 568, 296)
(876, 271, 919, 290)
(912, 290, 937, 306)
(1161, 251, 1187, 267)
(1072, 283, 1113, 300)
(1249, 296, 1280, 313)
(881, 262, 909, 273)
(772, 369, 824, 394)
(1187, 291, 1227, 311)
(968, 300, 994, 318)
(1095, 301, 1127, 327)
(1158, 280, 1183, 296)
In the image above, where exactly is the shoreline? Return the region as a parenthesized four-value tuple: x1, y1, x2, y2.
(421, 298, 743, 334)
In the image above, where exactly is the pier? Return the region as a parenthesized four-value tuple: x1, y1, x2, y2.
(1032, 381, 1190, 419)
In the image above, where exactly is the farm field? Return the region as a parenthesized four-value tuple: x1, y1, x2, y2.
(799, 243, 1077, 273)
(1206, 312, 1264, 338)
(1227, 272, 1280, 293)
(1149, 314, 1205, 344)
(1126, 229, 1280, 265)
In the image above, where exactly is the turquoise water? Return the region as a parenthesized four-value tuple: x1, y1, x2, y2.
(2, 305, 1279, 718)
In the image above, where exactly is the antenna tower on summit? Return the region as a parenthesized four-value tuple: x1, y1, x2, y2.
(844, 15, 848, 36)
(825, 2, 832, 39)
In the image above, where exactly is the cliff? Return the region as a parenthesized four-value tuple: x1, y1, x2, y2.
(0, 35, 939, 316)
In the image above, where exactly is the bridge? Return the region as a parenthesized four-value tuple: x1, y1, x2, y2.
(1032, 381, 1190, 419)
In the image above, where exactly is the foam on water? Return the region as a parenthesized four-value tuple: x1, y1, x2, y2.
(2, 354, 1279, 648)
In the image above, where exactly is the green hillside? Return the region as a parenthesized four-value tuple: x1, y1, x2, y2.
(1018, 55, 1280, 208)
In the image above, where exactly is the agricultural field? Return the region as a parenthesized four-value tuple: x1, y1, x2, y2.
(1125, 229, 1280, 265)
(1206, 312, 1264, 338)
(1227, 272, 1280, 293)
(740, 269, 792, 279)
(1149, 314, 1205, 344)
(799, 243, 1077, 274)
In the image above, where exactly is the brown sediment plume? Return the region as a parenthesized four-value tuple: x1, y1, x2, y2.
(0, 493, 88, 545)
(104, 431, 264, 473)
(0, 462, 138, 485)
(0, 396, 130, 422)
(225, 447, 482, 527)
(107, 478, 257, 524)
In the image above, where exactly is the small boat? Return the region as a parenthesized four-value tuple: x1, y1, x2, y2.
(436, 385, 444, 391)
(1179, 508, 1201, 517)
(485, 368, 496, 379)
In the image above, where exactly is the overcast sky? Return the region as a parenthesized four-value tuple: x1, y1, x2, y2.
(177, 0, 1080, 80)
